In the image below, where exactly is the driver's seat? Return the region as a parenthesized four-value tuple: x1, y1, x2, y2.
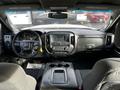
(0, 63, 36, 90)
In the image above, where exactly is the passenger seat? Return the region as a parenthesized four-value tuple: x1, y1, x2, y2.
(83, 58, 120, 90)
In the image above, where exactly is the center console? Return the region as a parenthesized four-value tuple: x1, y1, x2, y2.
(40, 62, 80, 90)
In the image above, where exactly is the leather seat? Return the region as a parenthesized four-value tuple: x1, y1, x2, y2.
(0, 63, 36, 90)
(83, 58, 120, 90)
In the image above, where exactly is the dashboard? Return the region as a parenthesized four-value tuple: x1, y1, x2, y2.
(3, 28, 114, 58)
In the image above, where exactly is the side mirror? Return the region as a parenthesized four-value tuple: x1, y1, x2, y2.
(48, 12, 68, 19)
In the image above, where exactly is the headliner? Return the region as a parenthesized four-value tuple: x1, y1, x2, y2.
(0, 0, 120, 9)
(0, 0, 120, 5)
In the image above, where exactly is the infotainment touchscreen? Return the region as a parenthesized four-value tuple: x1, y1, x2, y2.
(50, 34, 69, 42)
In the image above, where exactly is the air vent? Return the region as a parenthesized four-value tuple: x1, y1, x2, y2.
(106, 33, 114, 46)
(71, 36, 75, 45)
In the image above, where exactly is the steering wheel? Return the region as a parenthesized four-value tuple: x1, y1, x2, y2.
(12, 30, 42, 58)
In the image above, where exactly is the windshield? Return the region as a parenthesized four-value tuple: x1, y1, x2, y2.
(5, 9, 112, 30)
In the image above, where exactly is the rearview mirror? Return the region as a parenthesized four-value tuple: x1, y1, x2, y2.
(48, 12, 68, 19)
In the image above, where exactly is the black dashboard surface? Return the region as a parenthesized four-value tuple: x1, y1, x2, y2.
(3, 24, 114, 58)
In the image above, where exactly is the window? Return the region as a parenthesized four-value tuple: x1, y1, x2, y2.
(5, 9, 112, 30)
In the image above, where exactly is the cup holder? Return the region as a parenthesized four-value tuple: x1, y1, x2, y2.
(58, 64, 63, 67)
(64, 64, 70, 67)
(49, 63, 70, 68)
(49, 64, 56, 68)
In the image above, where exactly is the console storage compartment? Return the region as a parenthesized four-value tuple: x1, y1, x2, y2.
(40, 62, 80, 90)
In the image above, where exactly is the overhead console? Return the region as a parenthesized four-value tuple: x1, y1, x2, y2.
(45, 31, 76, 56)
